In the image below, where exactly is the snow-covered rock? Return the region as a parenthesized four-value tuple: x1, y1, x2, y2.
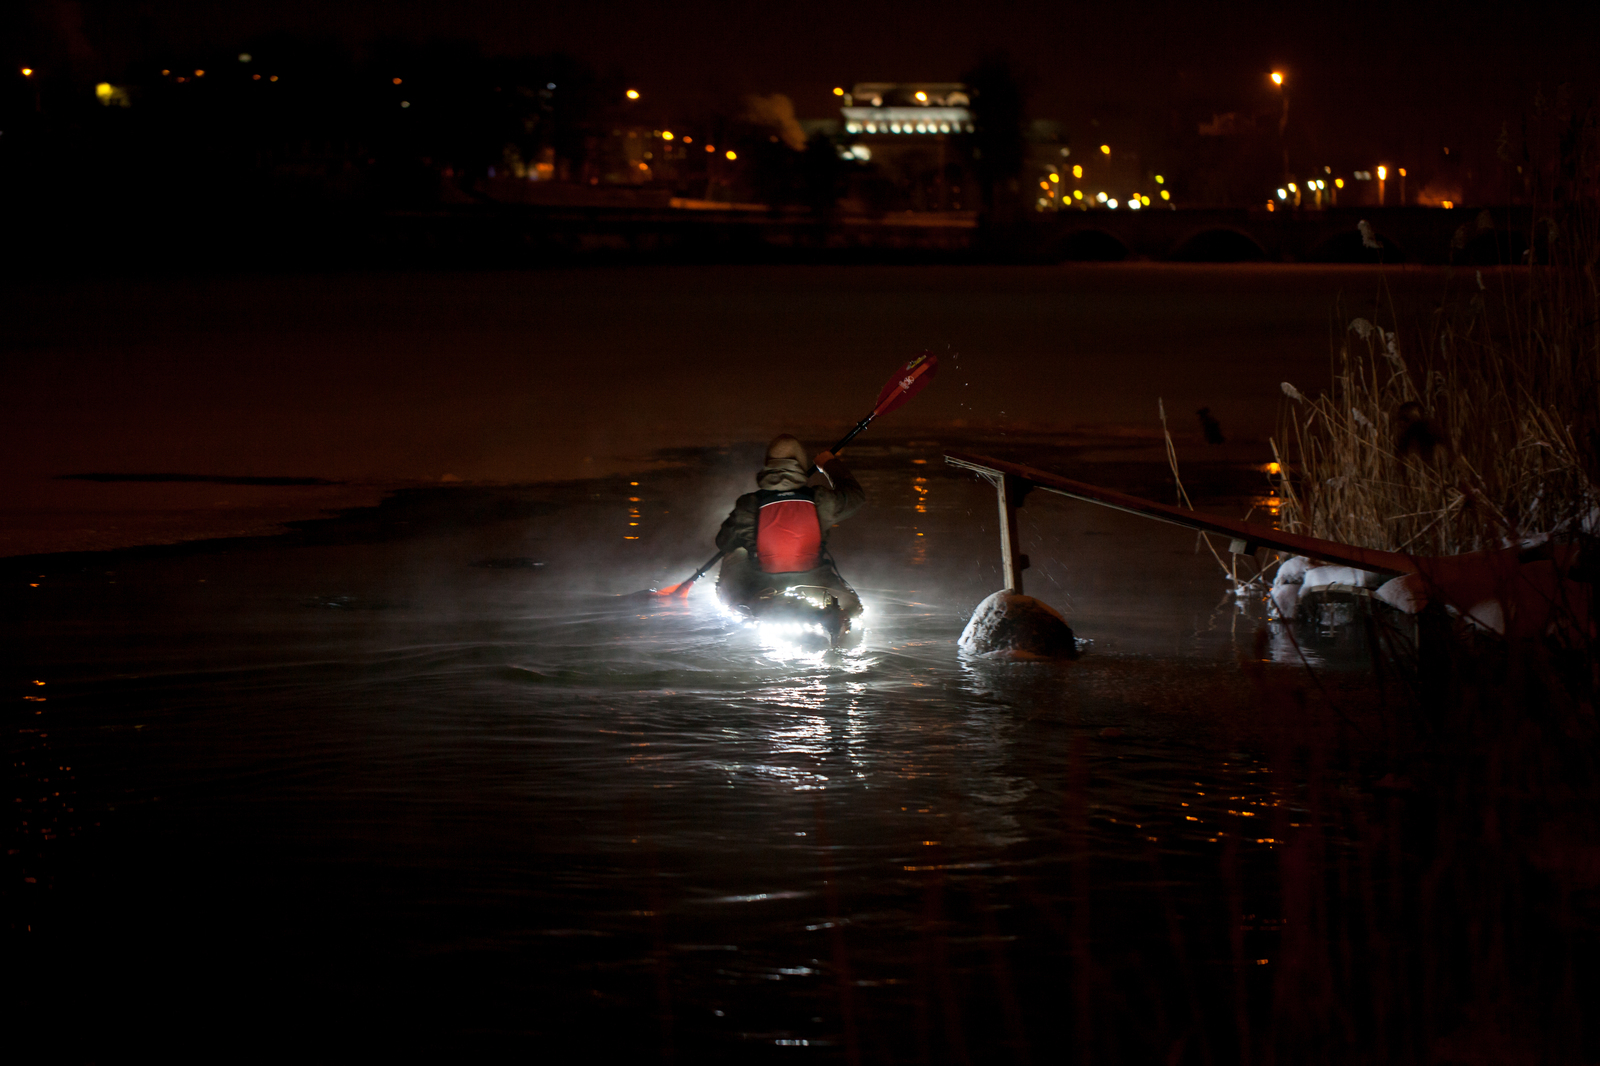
(1270, 583, 1301, 621)
(1303, 564, 1386, 590)
(1374, 572, 1427, 614)
(959, 592, 1078, 660)
(1274, 555, 1310, 586)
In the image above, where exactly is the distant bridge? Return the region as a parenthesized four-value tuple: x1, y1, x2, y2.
(1022, 205, 1532, 265)
(372, 203, 1533, 266)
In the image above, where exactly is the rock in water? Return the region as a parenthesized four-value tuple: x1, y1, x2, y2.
(959, 592, 1078, 660)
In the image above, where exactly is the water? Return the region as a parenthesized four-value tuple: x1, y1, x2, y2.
(9, 441, 1385, 1061)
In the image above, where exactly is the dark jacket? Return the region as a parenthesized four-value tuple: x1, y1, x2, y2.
(715, 456, 865, 556)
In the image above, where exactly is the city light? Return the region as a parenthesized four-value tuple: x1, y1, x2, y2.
(1140, 195, 1150, 206)
(238, 53, 252, 63)
(725, 149, 736, 160)
(1271, 71, 1284, 86)
(1048, 173, 1059, 183)
(1335, 178, 1344, 188)
(1160, 189, 1170, 200)
(1072, 164, 1083, 179)
(1128, 198, 1141, 210)
(1074, 190, 1083, 199)
(21, 67, 33, 76)
(626, 89, 640, 100)
(194, 69, 205, 77)
(1100, 144, 1111, 155)
(1096, 192, 1108, 203)
(706, 144, 715, 153)
(914, 91, 928, 102)
(682, 136, 692, 143)
(95, 83, 112, 100)
(1398, 167, 1407, 177)
(1441, 200, 1455, 209)
(662, 130, 674, 140)
(1154, 175, 1164, 184)
(1107, 199, 1119, 209)
(1277, 188, 1288, 199)
(392, 77, 402, 85)
(1377, 166, 1387, 180)
(832, 87, 844, 96)
(1288, 182, 1297, 192)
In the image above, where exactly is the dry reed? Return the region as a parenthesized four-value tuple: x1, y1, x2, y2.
(1274, 108, 1600, 558)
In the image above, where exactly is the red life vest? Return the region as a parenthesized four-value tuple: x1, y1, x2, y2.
(754, 488, 823, 573)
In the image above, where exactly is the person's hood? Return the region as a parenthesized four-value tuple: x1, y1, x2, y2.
(756, 456, 809, 491)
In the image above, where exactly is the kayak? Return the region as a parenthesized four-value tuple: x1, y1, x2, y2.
(715, 549, 864, 648)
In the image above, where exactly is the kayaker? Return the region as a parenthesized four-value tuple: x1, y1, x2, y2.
(715, 434, 865, 613)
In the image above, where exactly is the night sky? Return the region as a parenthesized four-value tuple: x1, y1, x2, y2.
(16, 0, 1599, 166)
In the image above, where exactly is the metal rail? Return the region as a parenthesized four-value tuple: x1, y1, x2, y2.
(945, 451, 1418, 580)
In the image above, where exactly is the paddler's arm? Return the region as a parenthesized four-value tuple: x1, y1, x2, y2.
(715, 494, 758, 553)
(812, 451, 866, 525)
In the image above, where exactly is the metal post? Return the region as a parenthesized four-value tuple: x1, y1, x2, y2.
(996, 474, 1030, 594)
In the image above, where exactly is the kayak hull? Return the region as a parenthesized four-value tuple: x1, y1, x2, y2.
(715, 549, 863, 648)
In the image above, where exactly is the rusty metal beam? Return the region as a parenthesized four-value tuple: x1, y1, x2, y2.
(946, 451, 1418, 577)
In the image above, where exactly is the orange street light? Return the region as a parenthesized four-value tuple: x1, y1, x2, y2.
(625, 88, 640, 100)
(1271, 71, 1284, 86)
(21, 67, 34, 76)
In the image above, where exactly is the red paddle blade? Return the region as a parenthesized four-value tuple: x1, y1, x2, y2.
(872, 352, 939, 418)
(654, 578, 695, 597)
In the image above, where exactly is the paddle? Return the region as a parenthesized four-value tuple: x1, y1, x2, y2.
(654, 351, 939, 597)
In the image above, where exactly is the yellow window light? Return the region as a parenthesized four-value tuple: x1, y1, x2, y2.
(1160, 189, 1170, 200)
(1100, 144, 1110, 155)
(1072, 164, 1083, 179)
(1048, 172, 1059, 183)
(725, 149, 737, 161)
(1154, 174, 1164, 184)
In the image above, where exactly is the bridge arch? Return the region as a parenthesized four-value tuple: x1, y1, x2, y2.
(1044, 227, 1129, 262)
(1166, 227, 1269, 262)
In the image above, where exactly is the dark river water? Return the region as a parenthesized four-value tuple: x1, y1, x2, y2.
(7, 266, 1592, 1062)
(12, 441, 1388, 1063)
